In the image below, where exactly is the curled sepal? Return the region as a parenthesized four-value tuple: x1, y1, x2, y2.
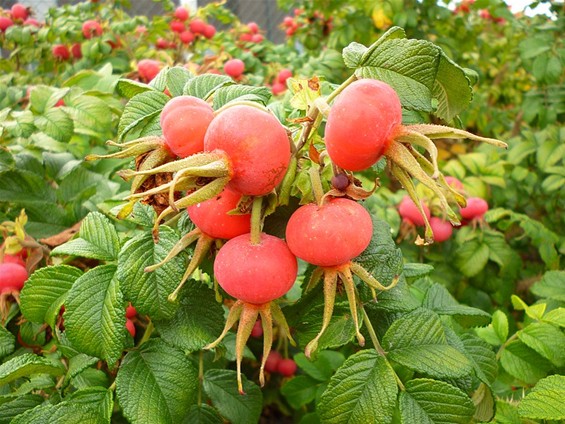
(322, 177, 378, 202)
(258, 307, 273, 388)
(336, 265, 365, 348)
(387, 142, 460, 226)
(390, 163, 434, 244)
(305, 268, 338, 359)
(84, 136, 164, 161)
(204, 300, 245, 351)
(349, 262, 399, 293)
(304, 266, 324, 293)
(405, 124, 508, 149)
(118, 151, 231, 182)
(235, 304, 262, 394)
(131, 146, 174, 194)
(270, 301, 296, 347)
(145, 228, 202, 273)
(397, 130, 440, 179)
(167, 232, 215, 302)
(152, 176, 230, 242)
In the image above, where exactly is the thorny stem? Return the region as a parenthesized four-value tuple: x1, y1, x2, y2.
(361, 306, 406, 391)
(250, 196, 263, 245)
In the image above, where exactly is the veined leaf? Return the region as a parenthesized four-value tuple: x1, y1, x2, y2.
(116, 79, 154, 99)
(20, 265, 82, 328)
(454, 240, 489, 277)
(0, 326, 15, 360)
(11, 387, 113, 424)
(318, 350, 397, 424)
(432, 53, 472, 122)
(518, 375, 565, 420)
(51, 212, 120, 261)
(182, 404, 224, 424)
(64, 265, 126, 366)
(203, 369, 262, 424)
(0, 394, 44, 424)
(355, 217, 404, 288)
(212, 85, 271, 109)
(183, 74, 233, 100)
(35, 108, 73, 143)
(154, 282, 224, 353)
(399, 378, 475, 424)
(500, 340, 553, 385)
(517, 322, 565, 367)
(0, 354, 65, 386)
(423, 283, 491, 327)
(117, 226, 186, 320)
(116, 339, 198, 424)
(166, 66, 193, 97)
(383, 308, 472, 378)
(356, 38, 440, 112)
(459, 333, 497, 386)
(118, 90, 169, 141)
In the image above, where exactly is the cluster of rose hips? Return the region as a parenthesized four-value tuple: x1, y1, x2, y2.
(397, 177, 490, 243)
(237, 21, 264, 44)
(0, 3, 40, 33)
(51, 19, 104, 61)
(280, 8, 333, 39)
(271, 68, 292, 96)
(156, 7, 215, 50)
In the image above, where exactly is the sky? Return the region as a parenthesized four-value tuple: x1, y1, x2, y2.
(499, 0, 554, 16)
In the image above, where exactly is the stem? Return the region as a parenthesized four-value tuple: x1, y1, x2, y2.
(326, 73, 357, 104)
(361, 306, 386, 357)
(197, 350, 204, 405)
(361, 306, 406, 391)
(309, 166, 325, 206)
(250, 196, 263, 245)
(496, 333, 518, 361)
(137, 320, 154, 347)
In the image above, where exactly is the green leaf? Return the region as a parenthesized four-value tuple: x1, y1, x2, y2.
(518, 375, 565, 420)
(511, 295, 546, 320)
(117, 226, 186, 320)
(455, 240, 489, 277)
(355, 217, 404, 287)
(293, 351, 345, 382)
(20, 265, 82, 328)
(459, 333, 497, 385)
(423, 283, 491, 327)
(0, 354, 65, 386)
(51, 212, 120, 261)
(475, 310, 508, 346)
(64, 265, 126, 366)
(431, 53, 472, 122)
(116, 339, 198, 424)
(383, 308, 472, 379)
(203, 369, 262, 424)
(183, 74, 233, 101)
(357, 38, 440, 112)
(342, 42, 368, 68)
(64, 353, 99, 386)
(154, 282, 225, 352)
(118, 90, 169, 141)
(212, 85, 271, 109)
(402, 263, 434, 279)
(517, 322, 565, 367)
(116, 79, 154, 99)
(500, 340, 553, 385)
(11, 387, 113, 424)
(318, 350, 398, 424)
(35, 108, 74, 143)
(0, 394, 44, 424)
(543, 307, 565, 328)
(0, 327, 15, 360)
(182, 404, 224, 424)
(166, 67, 194, 97)
(531, 271, 565, 301)
(64, 94, 114, 137)
(399, 378, 475, 424)
(281, 375, 319, 409)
